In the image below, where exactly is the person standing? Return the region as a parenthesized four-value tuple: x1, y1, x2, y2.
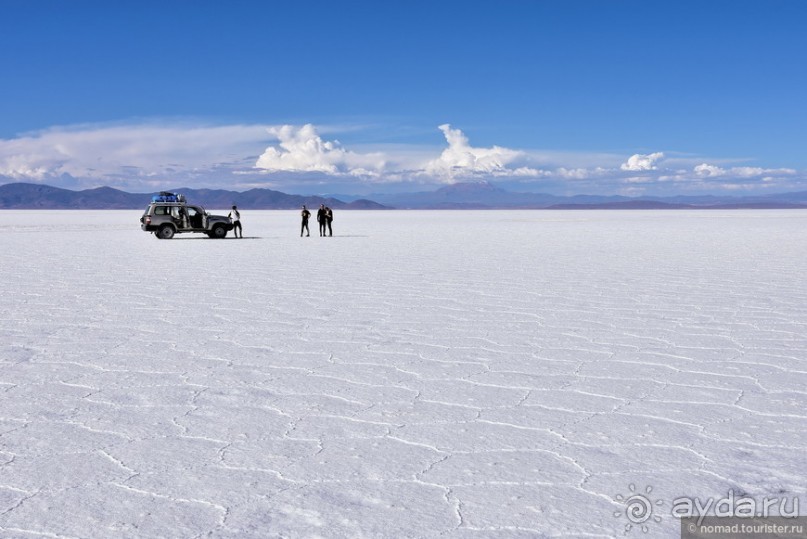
(300, 205, 311, 237)
(228, 205, 242, 238)
(316, 204, 327, 237)
(325, 206, 333, 237)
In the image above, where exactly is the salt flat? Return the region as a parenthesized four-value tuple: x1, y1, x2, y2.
(1, 209, 806, 538)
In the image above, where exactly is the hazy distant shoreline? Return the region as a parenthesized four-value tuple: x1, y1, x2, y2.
(2, 181, 806, 210)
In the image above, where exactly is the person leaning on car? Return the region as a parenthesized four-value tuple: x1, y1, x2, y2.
(228, 205, 242, 238)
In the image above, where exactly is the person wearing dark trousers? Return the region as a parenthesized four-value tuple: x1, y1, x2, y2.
(301, 205, 311, 237)
(228, 205, 242, 238)
(325, 206, 333, 237)
(316, 204, 327, 236)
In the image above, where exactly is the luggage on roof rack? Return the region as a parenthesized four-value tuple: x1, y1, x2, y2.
(151, 192, 186, 203)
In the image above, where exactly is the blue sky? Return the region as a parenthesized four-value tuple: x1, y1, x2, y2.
(1, 0, 806, 196)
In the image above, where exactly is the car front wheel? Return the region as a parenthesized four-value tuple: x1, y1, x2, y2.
(210, 224, 227, 239)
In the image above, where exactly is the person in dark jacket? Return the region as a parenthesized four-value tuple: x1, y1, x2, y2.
(325, 206, 333, 237)
(300, 205, 311, 237)
(316, 204, 327, 236)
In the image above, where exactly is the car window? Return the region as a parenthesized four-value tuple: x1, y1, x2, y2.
(154, 206, 169, 215)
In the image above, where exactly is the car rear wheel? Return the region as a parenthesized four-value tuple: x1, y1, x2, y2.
(157, 224, 175, 239)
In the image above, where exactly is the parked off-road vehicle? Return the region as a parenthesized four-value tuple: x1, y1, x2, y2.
(140, 193, 234, 239)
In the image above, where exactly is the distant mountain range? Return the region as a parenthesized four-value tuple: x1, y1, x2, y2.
(1, 181, 806, 210)
(0, 183, 386, 210)
(371, 181, 807, 209)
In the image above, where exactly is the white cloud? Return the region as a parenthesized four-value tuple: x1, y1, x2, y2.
(423, 124, 544, 180)
(0, 122, 271, 188)
(695, 162, 795, 179)
(254, 124, 385, 176)
(553, 166, 611, 180)
(694, 163, 726, 177)
(620, 152, 665, 171)
(733, 166, 795, 177)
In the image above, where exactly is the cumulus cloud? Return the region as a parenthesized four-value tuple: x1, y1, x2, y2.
(620, 152, 665, 171)
(423, 124, 544, 180)
(252, 123, 548, 181)
(694, 163, 726, 177)
(254, 124, 386, 176)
